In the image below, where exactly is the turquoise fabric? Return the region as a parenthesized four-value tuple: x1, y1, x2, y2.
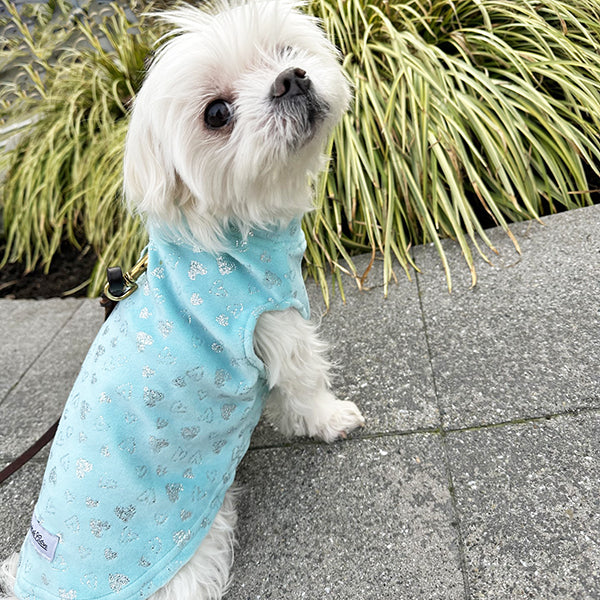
(14, 220, 309, 600)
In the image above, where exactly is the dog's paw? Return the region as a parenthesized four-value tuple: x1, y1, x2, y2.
(308, 396, 365, 443)
(265, 388, 365, 442)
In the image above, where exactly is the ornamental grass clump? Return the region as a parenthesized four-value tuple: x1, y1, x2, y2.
(2, 0, 600, 299)
(0, 0, 154, 294)
(309, 0, 600, 298)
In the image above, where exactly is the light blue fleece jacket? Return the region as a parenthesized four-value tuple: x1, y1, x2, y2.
(14, 220, 309, 600)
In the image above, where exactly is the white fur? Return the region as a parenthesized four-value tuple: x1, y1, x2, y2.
(1, 2, 363, 599)
(149, 488, 238, 600)
(123, 0, 351, 251)
(0, 554, 18, 600)
(256, 309, 365, 442)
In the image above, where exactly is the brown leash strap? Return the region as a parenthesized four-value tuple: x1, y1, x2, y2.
(0, 419, 59, 484)
(0, 295, 112, 487)
(100, 292, 119, 321)
(0, 255, 148, 485)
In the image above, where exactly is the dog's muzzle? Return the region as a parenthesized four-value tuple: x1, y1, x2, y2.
(270, 67, 330, 139)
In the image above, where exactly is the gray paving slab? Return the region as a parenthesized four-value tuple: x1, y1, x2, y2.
(0, 299, 82, 404)
(1, 206, 599, 600)
(314, 263, 439, 433)
(228, 434, 465, 600)
(413, 205, 600, 429)
(250, 257, 440, 447)
(0, 299, 103, 459)
(446, 413, 600, 599)
(0, 458, 45, 558)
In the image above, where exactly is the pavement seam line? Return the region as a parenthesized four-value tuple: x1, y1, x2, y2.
(0, 300, 85, 408)
(245, 404, 600, 454)
(9, 404, 599, 462)
(415, 269, 472, 600)
(443, 404, 600, 434)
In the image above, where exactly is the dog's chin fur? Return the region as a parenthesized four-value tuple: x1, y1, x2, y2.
(123, 0, 351, 252)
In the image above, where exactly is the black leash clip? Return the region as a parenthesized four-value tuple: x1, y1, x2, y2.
(100, 253, 149, 320)
(103, 254, 149, 302)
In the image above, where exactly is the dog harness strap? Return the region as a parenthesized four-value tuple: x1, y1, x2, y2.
(14, 220, 310, 600)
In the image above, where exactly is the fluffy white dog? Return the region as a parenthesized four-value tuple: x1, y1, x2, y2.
(0, 2, 364, 599)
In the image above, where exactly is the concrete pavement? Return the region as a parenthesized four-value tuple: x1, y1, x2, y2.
(1, 205, 599, 598)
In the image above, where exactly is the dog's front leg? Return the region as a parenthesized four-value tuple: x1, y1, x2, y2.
(254, 309, 364, 443)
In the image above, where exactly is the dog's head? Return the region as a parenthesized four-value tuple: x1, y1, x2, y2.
(124, 0, 350, 247)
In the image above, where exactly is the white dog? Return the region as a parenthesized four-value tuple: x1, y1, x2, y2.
(0, 2, 364, 600)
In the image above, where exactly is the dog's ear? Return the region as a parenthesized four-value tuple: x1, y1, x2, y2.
(123, 95, 180, 224)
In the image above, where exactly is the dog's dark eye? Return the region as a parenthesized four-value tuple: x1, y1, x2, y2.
(204, 100, 233, 129)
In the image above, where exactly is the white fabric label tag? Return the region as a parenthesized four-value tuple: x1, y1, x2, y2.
(28, 513, 59, 561)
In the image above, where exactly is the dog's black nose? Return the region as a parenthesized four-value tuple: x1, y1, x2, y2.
(271, 68, 311, 98)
